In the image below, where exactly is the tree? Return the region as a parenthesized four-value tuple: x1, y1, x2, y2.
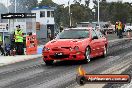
(69, 3, 92, 26)
(92, 0, 132, 23)
(85, 0, 90, 7)
(39, 0, 57, 7)
(54, 5, 66, 26)
(102, 0, 106, 2)
(55, 2, 93, 27)
(9, 0, 38, 13)
(73, 0, 82, 4)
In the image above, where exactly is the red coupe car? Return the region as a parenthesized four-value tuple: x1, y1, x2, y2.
(42, 27, 108, 65)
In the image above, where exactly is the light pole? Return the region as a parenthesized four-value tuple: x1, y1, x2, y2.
(98, 0, 100, 27)
(15, 0, 16, 13)
(6, 0, 9, 12)
(68, 0, 72, 27)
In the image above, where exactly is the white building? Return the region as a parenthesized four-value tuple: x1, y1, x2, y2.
(31, 6, 55, 41)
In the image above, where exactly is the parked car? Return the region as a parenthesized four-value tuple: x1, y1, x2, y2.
(42, 27, 108, 65)
(125, 25, 132, 32)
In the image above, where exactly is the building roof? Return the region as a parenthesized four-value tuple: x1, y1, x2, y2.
(32, 6, 55, 10)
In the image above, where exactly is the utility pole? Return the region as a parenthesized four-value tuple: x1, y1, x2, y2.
(69, 0, 72, 27)
(7, 0, 9, 12)
(15, 0, 16, 13)
(98, 0, 100, 27)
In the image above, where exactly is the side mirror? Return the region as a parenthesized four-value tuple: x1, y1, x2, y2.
(92, 36, 98, 40)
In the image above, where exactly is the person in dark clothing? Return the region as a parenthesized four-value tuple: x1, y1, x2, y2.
(47, 27, 52, 40)
(0, 45, 5, 55)
(5, 44, 11, 56)
(122, 23, 125, 33)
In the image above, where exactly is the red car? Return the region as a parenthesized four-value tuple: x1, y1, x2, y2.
(42, 27, 108, 65)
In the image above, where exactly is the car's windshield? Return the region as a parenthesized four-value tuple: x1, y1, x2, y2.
(56, 29, 89, 39)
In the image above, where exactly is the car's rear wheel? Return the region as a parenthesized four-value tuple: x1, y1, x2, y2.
(44, 60, 54, 65)
(84, 47, 91, 63)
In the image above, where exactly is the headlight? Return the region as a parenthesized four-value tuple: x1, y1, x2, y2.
(74, 46, 79, 51)
(43, 46, 50, 51)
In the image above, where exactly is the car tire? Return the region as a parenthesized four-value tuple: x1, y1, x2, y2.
(45, 60, 54, 65)
(84, 47, 91, 63)
(102, 46, 108, 57)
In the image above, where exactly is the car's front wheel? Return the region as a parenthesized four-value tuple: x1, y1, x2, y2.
(44, 60, 54, 65)
(103, 46, 108, 57)
(84, 47, 91, 63)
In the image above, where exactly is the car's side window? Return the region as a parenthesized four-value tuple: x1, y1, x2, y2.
(91, 30, 97, 38)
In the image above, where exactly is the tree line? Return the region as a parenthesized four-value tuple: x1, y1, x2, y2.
(39, 0, 132, 26)
(0, 0, 132, 26)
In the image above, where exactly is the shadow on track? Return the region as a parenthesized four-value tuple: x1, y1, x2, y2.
(45, 56, 103, 67)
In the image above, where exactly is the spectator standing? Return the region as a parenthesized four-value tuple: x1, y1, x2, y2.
(47, 27, 52, 40)
(118, 21, 123, 38)
(115, 22, 119, 36)
(14, 25, 24, 55)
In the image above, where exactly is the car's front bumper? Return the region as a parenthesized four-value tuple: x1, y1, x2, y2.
(43, 51, 85, 61)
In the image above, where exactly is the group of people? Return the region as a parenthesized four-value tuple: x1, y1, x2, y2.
(0, 25, 24, 56)
(115, 21, 125, 38)
(1, 25, 64, 55)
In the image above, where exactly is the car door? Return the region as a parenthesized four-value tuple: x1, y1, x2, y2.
(94, 30, 106, 54)
(90, 29, 100, 57)
(99, 31, 107, 52)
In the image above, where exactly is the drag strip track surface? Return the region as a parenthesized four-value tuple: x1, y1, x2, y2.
(0, 40, 132, 88)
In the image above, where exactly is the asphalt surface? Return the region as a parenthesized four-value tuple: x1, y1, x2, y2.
(0, 33, 132, 88)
